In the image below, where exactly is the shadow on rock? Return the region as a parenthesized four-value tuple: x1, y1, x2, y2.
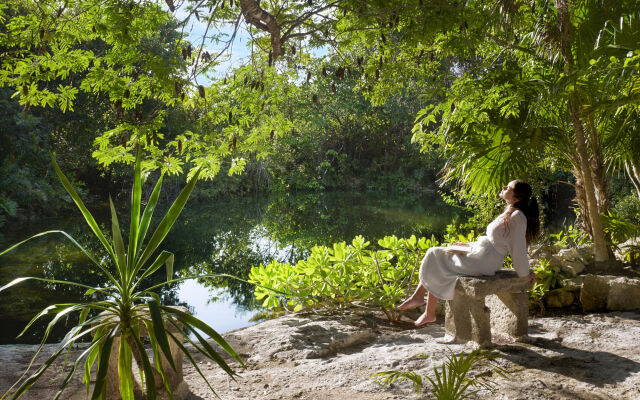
(497, 337, 640, 387)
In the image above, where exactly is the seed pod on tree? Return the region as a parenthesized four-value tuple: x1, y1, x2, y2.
(312, 94, 318, 103)
(121, 135, 127, 148)
(375, 69, 380, 80)
(233, 136, 237, 150)
(306, 71, 311, 83)
(124, 89, 130, 98)
(229, 111, 233, 124)
(182, 48, 187, 60)
(268, 50, 273, 67)
(331, 82, 336, 93)
(291, 45, 296, 56)
(178, 140, 182, 154)
(322, 66, 327, 77)
(270, 130, 274, 140)
(198, 85, 206, 98)
(335, 66, 345, 79)
(165, 0, 175, 12)
(380, 33, 386, 43)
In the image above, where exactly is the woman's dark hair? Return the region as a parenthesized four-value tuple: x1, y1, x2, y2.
(504, 180, 540, 244)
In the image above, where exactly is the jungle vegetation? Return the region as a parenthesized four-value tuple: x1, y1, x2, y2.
(1, 0, 639, 283)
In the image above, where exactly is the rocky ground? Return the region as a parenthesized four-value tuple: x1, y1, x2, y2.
(1, 310, 640, 400)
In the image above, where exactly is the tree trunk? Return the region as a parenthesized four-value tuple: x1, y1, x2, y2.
(555, 0, 609, 262)
(238, 0, 284, 59)
(587, 119, 609, 213)
(569, 102, 609, 261)
(626, 159, 640, 200)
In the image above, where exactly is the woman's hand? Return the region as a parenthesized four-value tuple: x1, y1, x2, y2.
(528, 271, 536, 286)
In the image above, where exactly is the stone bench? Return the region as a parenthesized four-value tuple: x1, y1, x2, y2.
(444, 270, 530, 345)
(98, 307, 190, 400)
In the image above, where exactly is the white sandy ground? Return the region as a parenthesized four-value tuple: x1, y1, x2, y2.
(1, 311, 640, 400)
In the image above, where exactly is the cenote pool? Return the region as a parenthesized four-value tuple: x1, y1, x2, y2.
(0, 191, 465, 344)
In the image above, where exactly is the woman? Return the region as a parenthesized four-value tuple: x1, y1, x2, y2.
(398, 180, 540, 326)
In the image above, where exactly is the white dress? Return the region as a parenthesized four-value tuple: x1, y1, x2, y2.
(418, 210, 530, 300)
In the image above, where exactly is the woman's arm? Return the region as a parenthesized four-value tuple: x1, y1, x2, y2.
(509, 211, 530, 277)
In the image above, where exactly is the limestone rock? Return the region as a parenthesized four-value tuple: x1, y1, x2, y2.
(607, 277, 640, 311)
(614, 237, 640, 262)
(580, 275, 616, 311)
(556, 247, 581, 262)
(545, 288, 574, 308)
(561, 276, 584, 292)
(576, 244, 594, 263)
(559, 259, 586, 276)
(529, 244, 555, 260)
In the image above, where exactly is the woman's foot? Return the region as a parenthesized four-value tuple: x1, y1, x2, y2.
(397, 296, 424, 311)
(414, 312, 437, 327)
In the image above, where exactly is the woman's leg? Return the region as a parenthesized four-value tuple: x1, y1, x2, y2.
(414, 292, 438, 326)
(397, 283, 426, 310)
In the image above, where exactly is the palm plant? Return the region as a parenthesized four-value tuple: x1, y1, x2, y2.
(0, 152, 243, 399)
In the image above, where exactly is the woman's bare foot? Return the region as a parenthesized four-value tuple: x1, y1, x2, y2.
(397, 296, 424, 311)
(414, 312, 437, 327)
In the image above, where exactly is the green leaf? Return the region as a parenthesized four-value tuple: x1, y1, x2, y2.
(147, 295, 177, 372)
(134, 251, 174, 288)
(135, 168, 201, 271)
(51, 154, 117, 267)
(118, 335, 135, 400)
(135, 173, 164, 256)
(91, 326, 118, 400)
(128, 149, 142, 269)
(160, 305, 243, 366)
(109, 196, 127, 276)
(129, 330, 157, 400)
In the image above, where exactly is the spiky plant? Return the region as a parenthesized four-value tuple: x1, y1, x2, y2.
(0, 152, 243, 399)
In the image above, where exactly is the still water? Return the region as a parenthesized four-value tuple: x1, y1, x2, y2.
(0, 191, 464, 344)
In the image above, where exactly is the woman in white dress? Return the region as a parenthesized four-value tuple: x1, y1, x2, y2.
(398, 180, 540, 326)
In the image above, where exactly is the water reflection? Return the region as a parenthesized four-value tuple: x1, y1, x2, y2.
(0, 191, 464, 344)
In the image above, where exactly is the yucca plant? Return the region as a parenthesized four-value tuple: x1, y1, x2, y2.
(0, 152, 243, 399)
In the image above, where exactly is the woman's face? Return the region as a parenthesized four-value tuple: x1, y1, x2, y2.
(500, 180, 518, 205)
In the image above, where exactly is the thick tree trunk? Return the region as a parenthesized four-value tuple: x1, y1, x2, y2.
(555, 0, 609, 262)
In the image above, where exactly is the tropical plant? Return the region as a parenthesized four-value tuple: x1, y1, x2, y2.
(0, 153, 243, 399)
(371, 348, 510, 399)
(529, 258, 565, 314)
(549, 225, 590, 249)
(249, 234, 438, 322)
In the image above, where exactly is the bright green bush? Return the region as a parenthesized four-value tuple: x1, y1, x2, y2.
(249, 235, 439, 322)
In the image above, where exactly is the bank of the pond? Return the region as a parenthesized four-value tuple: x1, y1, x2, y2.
(1, 311, 640, 399)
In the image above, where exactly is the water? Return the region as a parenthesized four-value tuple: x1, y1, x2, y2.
(0, 191, 464, 344)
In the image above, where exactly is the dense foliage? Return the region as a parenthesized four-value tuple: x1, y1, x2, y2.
(249, 235, 438, 321)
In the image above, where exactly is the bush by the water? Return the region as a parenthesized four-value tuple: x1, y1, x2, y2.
(249, 235, 439, 322)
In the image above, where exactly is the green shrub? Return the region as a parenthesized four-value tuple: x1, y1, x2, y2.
(249, 235, 438, 322)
